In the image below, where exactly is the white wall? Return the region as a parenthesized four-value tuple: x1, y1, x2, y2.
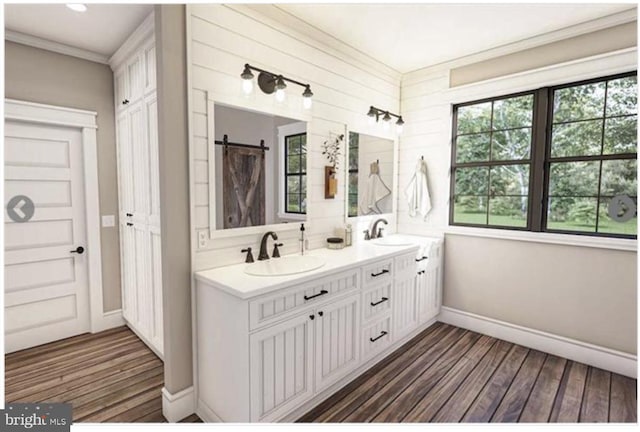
(188, 4, 400, 271)
(396, 37, 638, 354)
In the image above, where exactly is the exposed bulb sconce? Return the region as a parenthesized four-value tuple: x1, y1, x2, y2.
(366, 106, 405, 135)
(240, 63, 314, 109)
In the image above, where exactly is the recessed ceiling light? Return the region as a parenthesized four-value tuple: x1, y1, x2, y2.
(66, 4, 87, 12)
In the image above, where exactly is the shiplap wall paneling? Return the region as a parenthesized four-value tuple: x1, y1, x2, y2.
(188, 4, 401, 271)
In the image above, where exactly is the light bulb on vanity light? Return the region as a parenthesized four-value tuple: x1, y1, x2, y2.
(240, 64, 255, 95)
(396, 117, 405, 135)
(275, 76, 287, 103)
(367, 106, 377, 126)
(382, 112, 392, 131)
(302, 86, 313, 109)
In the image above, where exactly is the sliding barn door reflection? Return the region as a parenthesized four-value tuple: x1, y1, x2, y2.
(223, 147, 266, 228)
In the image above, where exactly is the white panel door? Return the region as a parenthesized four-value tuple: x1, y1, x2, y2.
(314, 293, 360, 392)
(4, 121, 90, 352)
(249, 312, 314, 422)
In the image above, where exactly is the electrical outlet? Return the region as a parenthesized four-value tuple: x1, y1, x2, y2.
(101, 215, 115, 227)
(198, 231, 208, 248)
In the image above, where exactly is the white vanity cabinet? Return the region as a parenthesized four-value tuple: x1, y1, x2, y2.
(194, 238, 443, 423)
(416, 241, 444, 324)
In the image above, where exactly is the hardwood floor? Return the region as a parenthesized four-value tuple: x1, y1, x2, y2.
(6, 322, 636, 423)
(299, 322, 637, 423)
(5, 326, 200, 423)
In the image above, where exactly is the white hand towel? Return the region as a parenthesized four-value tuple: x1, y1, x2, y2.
(405, 159, 432, 220)
(360, 172, 391, 215)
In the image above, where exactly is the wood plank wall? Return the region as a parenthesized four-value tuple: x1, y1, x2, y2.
(188, 5, 402, 271)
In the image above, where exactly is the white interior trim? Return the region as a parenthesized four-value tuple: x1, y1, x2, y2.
(109, 11, 155, 69)
(4, 99, 110, 334)
(445, 226, 637, 252)
(5, 30, 110, 65)
(95, 309, 126, 332)
(162, 386, 195, 423)
(404, 8, 637, 83)
(439, 307, 637, 379)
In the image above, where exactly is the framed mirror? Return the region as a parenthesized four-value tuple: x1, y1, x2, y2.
(346, 131, 397, 219)
(208, 103, 308, 236)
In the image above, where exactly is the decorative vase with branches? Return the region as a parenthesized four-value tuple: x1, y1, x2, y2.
(322, 133, 344, 199)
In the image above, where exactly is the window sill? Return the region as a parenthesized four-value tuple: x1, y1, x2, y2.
(278, 212, 306, 221)
(445, 225, 637, 252)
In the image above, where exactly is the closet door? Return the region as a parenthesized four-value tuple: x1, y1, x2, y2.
(114, 66, 129, 111)
(134, 223, 153, 339)
(145, 94, 161, 228)
(127, 54, 144, 105)
(128, 100, 149, 223)
(120, 222, 137, 324)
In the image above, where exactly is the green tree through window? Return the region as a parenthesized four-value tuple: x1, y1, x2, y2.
(451, 72, 637, 238)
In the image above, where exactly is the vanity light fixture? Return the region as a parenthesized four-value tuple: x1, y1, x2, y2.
(367, 106, 405, 135)
(240, 63, 314, 109)
(66, 3, 87, 12)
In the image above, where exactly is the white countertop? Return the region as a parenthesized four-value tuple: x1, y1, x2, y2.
(195, 234, 441, 300)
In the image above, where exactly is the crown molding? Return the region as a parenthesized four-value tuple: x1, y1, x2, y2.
(108, 10, 155, 70)
(404, 7, 638, 85)
(5, 29, 109, 65)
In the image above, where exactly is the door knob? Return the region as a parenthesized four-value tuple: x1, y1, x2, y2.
(70, 246, 85, 254)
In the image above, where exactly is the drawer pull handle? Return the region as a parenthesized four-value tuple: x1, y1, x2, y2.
(371, 269, 389, 278)
(126, 213, 133, 217)
(304, 290, 328, 301)
(415, 256, 428, 262)
(370, 331, 388, 343)
(126, 222, 133, 227)
(370, 297, 389, 307)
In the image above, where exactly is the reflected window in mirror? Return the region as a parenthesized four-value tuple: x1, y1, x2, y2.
(284, 132, 307, 214)
(348, 132, 359, 217)
(347, 132, 395, 217)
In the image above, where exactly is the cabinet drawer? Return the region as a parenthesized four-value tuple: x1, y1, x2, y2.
(249, 269, 360, 331)
(362, 259, 393, 286)
(362, 283, 392, 322)
(361, 315, 392, 360)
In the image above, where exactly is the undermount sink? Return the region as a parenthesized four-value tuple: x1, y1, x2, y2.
(371, 235, 415, 247)
(245, 255, 326, 277)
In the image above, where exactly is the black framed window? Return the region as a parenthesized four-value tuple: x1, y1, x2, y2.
(284, 133, 307, 214)
(451, 72, 637, 239)
(452, 92, 535, 228)
(348, 131, 359, 217)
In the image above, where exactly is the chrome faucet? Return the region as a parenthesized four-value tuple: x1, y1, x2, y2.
(258, 231, 278, 260)
(370, 218, 388, 239)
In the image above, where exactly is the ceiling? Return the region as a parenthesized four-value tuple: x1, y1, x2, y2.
(3, 3, 635, 72)
(267, 3, 635, 73)
(5, 4, 153, 57)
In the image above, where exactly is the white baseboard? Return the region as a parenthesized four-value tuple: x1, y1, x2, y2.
(439, 306, 637, 378)
(162, 386, 195, 423)
(92, 309, 126, 333)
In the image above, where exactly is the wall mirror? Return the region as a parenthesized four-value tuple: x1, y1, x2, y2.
(346, 131, 396, 218)
(210, 103, 307, 233)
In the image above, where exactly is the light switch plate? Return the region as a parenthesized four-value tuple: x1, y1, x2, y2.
(102, 215, 116, 227)
(198, 231, 208, 248)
